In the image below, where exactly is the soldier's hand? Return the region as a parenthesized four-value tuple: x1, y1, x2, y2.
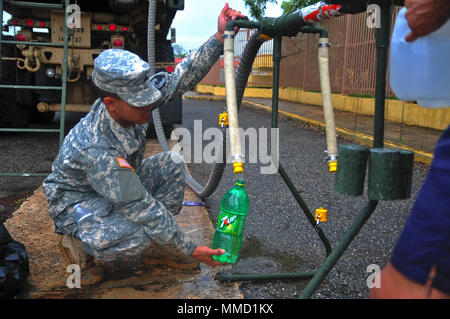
(191, 246, 228, 267)
(404, 0, 450, 42)
(216, 2, 245, 43)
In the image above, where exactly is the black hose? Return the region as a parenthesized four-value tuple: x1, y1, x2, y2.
(236, 31, 267, 112)
(146, 0, 170, 152)
(145, 3, 265, 199)
(184, 31, 267, 199)
(148, 0, 171, 154)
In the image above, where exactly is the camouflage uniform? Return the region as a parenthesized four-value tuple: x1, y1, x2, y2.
(43, 35, 223, 261)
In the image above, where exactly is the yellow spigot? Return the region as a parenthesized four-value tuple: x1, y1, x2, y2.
(315, 207, 328, 223)
(233, 162, 244, 174)
(219, 111, 229, 127)
(328, 161, 337, 173)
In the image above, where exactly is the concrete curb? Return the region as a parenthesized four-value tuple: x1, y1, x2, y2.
(195, 85, 450, 131)
(183, 94, 433, 166)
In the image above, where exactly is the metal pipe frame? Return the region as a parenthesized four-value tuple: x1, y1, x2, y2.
(0, 0, 69, 177)
(219, 35, 332, 284)
(218, 1, 393, 299)
(3, 0, 64, 10)
(1, 40, 65, 47)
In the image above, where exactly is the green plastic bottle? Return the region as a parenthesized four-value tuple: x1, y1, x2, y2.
(211, 179, 249, 263)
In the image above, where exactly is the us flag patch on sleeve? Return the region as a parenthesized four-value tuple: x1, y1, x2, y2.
(116, 157, 135, 171)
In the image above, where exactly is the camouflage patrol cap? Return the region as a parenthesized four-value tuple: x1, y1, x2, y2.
(93, 49, 162, 107)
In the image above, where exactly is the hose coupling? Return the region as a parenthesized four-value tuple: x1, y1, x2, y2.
(219, 111, 229, 127)
(328, 161, 338, 173)
(318, 42, 331, 48)
(327, 154, 338, 173)
(233, 162, 244, 174)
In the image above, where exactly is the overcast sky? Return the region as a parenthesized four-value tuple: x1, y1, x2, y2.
(171, 0, 284, 51)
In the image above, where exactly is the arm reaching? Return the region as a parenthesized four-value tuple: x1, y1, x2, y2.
(216, 2, 245, 43)
(158, 3, 245, 103)
(191, 246, 227, 267)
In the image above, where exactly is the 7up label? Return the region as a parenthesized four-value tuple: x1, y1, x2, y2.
(220, 215, 237, 228)
(217, 211, 246, 236)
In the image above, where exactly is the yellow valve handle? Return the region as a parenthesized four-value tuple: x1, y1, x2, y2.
(219, 112, 229, 126)
(233, 162, 244, 174)
(328, 161, 337, 173)
(314, 207, 328, 222)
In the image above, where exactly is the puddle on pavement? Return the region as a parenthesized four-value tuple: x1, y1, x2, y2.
(180, 264, 242, 299)
(214, 236, 318, 299)
(234, 236, 309, 274)
(63, 235, 308, 299)
(85, 258, 241, 299)
(16, 255, 242, 299)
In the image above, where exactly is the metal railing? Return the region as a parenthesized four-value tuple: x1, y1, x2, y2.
(0, 0, 69, 177)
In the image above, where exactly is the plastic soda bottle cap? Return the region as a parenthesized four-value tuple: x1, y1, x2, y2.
(236, 179, 245, 186)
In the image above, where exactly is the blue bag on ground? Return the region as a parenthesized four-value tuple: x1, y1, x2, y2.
(0, 221, 30, 297)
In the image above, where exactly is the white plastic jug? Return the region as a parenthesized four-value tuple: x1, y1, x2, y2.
(390, 7, 450, 108)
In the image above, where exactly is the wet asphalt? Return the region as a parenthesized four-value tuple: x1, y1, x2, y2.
(181, 98, 430, 299)
(0, 98, 431, 299)
(0, 112, 83, 201)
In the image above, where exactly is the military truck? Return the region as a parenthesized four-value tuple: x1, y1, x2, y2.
(0, 0, 183, 133)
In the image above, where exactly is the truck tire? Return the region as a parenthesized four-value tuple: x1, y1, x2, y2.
(0, 36, 31, 128)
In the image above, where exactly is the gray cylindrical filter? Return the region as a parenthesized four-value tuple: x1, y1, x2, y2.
(368, 148, 400, 200)
(334, 144, 370, 196)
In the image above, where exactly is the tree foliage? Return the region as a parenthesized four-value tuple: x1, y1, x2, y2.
(243, 0, 317, 19)
(280, 0, 316, 14)
(173, 44, 187, 58)
(243, 0, 277, 20)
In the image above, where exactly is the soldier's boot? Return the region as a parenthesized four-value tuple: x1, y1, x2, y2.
(59, 234, 104, 285)
(141, 242, 200, 270)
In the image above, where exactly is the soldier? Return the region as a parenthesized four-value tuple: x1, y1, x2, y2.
(43, 3, 244, 284)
